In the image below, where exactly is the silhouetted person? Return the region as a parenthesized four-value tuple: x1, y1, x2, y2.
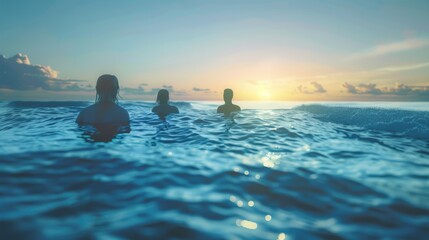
(217, 88, 241, 114)
(76, 74, 129, 125)
(152, 89, 179, 118)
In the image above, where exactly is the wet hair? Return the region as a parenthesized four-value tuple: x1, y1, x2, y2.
(156, 89, 169, 105)
(223, 88, 233, 102)
(96, 74, 119, 103)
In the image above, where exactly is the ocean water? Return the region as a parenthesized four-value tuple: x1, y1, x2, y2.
(0, 101, 428, 239)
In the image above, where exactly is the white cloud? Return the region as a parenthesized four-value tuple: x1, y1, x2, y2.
(349, 38, 429, 60)
(0, 53, 89, 91)
(9, 53, 31, 65)
(377, 62, 429, 72)
(193, 87, 214, 93)
(0, 53, 194, 100)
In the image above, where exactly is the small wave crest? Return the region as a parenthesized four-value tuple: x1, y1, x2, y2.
(295, 104, 429, 139)
(122, 101, 193, 109)
(170, 101, 193, 108)
(7, 101, 89, 108)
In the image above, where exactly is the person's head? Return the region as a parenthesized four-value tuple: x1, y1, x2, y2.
(96, 74, 119, 103)
(223, 88, 234, 103)
(156, 89, 170, 105)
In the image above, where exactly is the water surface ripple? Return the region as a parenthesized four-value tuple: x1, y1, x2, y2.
(0, 101, 428, 239)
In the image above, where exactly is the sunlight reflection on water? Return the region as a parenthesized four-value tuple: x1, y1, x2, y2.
(0, 101, 428, 239)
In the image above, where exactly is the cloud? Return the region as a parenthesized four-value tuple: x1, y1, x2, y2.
(342, 82, 382, 95)
(298, 81, 327, 94)
(157, 85, 188, 96)
(342, 82, 384, 95)
(192, 87, 214, 93)
(162, 85, 174, 91)
(122, 84, 189, 96)
(342, 82, 357, 94)
(0, 53, 91, 91)
(342, 82, 429, 100)
(0, 53, 192, 100)
(121, 84, 157, 95)
(303, 62, 429, 81)
(377, 62, 429, 72)
(349, 38, 429, 60)
(356, 83, 382, 95)
(388, 84, 429, 97)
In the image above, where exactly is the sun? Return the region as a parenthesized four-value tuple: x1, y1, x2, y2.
(258, 89, 272, 100)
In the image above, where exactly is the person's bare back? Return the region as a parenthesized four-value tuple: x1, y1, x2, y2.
(217, 88, 241, 114)
(217, 104, 241, 114)
(76, 102, 129, 124)
(152, 89, 179, 119)
(76, 74, 129, 125)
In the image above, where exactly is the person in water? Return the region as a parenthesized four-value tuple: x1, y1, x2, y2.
(76, 74, 129, 124)
(217, 88, 241, 114)
(152, 89, 179, 118)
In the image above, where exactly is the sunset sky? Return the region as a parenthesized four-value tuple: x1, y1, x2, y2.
(1, 0, 429, 101)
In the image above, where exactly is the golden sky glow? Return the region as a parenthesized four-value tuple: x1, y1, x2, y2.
(1, 1, 429, 101)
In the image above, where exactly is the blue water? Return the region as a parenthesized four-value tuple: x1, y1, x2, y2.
(0, 101, 428, 239)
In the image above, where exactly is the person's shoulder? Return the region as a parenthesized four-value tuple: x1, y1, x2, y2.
(234, 104, 241, 111)
(171, 105, 179, 113)
(217, 104, 225, 113)
(115, 104, 130, 120)
(152, 105, 159, 112)
(114, 104, 128, 112)
(82, 103, 97, 111)
(76, 104, 96, 123)
(79, 104, 98, 116)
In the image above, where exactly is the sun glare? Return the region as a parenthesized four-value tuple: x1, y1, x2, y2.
(258, 89, 272, 100)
